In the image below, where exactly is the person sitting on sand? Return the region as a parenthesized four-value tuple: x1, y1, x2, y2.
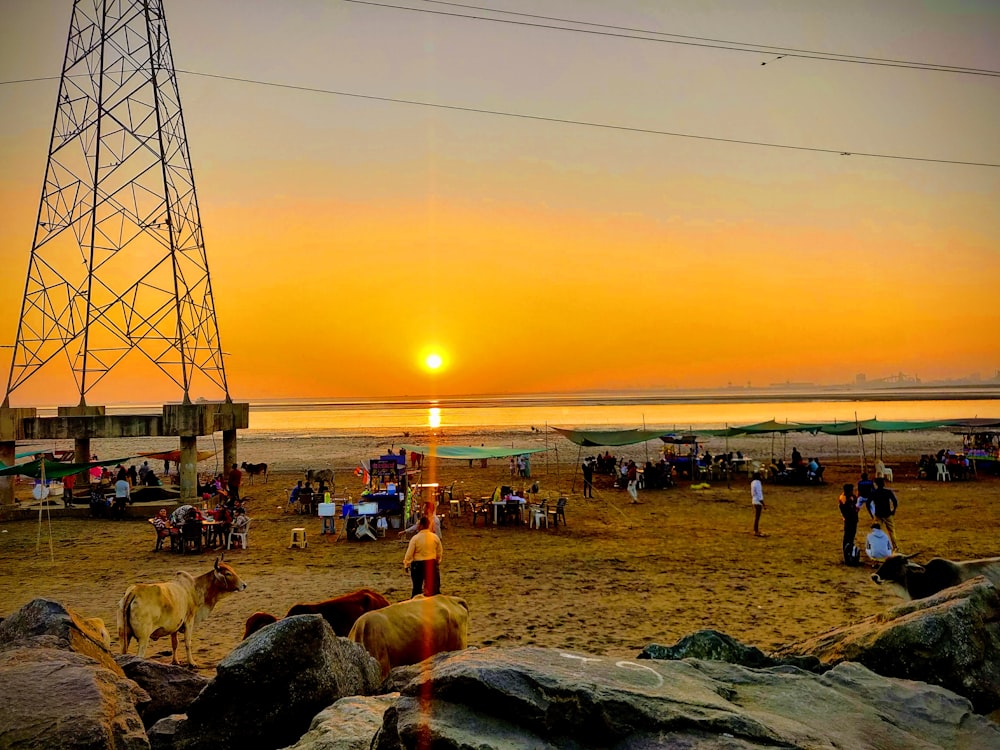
(866, 522, 893, 561)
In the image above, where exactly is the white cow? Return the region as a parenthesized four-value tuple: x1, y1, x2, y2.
(117, 556, 247, 667)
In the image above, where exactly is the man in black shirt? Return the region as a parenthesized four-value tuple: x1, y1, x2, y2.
(867, 477, 900, 552)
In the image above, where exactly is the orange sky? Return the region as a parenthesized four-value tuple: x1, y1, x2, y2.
(1, 0, 998, 406)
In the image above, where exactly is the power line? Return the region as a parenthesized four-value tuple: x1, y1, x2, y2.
(344, 0, 1000, 77)
(2, 71, 995, 168)
(172, 69, 999, 168)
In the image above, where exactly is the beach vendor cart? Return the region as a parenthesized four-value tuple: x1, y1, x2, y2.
(343, 455, 406, 539)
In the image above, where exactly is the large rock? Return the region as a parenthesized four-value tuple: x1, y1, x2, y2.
(281, 694, 399, 750)
(373, 646, 998, 749)
(639, 628, 822, 672)
(0, 597, 121, 674)
(777, 576, 1000, 714)
(171, 614, 383, 750)
(0, 646, 150, 750)
(116, 654, 210, 727)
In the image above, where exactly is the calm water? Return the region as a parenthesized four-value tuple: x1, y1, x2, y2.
(29, 396, 997, 475)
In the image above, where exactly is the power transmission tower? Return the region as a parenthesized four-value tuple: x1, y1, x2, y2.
(3, 0, 229, 408)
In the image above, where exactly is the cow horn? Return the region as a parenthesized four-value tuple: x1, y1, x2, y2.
(214, 556, 221, 570)
(904, 551, 922, 560)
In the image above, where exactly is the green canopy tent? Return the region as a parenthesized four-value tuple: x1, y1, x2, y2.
(551, 427, 684, 492)
(400, 445, 546, 460)
(0, 456, 133, 480)
(814, 418, 952, 473)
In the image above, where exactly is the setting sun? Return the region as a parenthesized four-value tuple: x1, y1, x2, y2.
(425, 353, 443, 371)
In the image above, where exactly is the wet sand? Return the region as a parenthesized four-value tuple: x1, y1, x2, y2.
(1, 458, 997, 677)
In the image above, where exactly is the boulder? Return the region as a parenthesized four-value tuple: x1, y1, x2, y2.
(373, 646, 998, 749)
(148, 713, 186, 750)
(171, 614, 382, 749)
(638, 628, 822, 672)
(281, 694, 399, 750)
(0, 646, 150, 750)
(116, 654, 210, 727)
(778, 576, 1000, 713)
(0, 597, 121, 674)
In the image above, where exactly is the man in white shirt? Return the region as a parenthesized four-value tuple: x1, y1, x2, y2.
(866, 523, 893, 561)
(403, 515, 443, 598)
(750, 471, 765, 536)
(112, 476, 130, 519)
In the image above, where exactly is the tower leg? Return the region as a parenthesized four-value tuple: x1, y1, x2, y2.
(180, 436, 199, 502)
(0, 441, 14, 507)
(223, 429, 237, 476)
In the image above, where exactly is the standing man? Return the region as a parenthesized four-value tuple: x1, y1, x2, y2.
(582, 457, 594, 498)
(867, 477, 900, 553)
(750, 471, 765, 536)
(626, 460, 640, 504)
(113, 474, 131, 519)
(228, 462, 242, 503)
(838, 483, 861, 565)
(403, 515, 443, 598)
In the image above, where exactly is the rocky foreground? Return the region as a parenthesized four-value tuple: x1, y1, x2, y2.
(0, 577, 998, 749)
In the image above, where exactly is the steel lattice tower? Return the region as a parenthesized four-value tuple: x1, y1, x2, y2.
(4, 0, 229, 408)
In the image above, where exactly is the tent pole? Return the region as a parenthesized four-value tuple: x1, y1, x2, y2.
(571, 443, 582, 494)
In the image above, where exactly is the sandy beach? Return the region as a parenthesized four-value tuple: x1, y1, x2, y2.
(1, 454, 997, 678)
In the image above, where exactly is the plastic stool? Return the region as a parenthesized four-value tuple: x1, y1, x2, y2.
(290, 527, 308, 549)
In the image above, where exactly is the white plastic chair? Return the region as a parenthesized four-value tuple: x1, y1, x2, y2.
(227, 518, 251, 549)
(875, 460, 894, 483)
(935, 463, 951, 482)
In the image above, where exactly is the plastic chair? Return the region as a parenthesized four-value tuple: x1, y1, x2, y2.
(935, 463, 951, 482)
(181, 521, 202, 554)
(875, 460, 894, 483)
(529, 502, 548, 529)
(227, 518, 251, 549)
(548, 497, 567, 527)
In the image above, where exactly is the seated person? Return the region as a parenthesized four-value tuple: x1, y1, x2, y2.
(152, 508, 179, 547)
(865, 522, 893, 561)
(287, 480, 303, 509)
(170, 504, 200, 528)
(229, 510, 250, 547)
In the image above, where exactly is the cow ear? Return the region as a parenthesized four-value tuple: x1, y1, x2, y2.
(906, 562, 926, 573)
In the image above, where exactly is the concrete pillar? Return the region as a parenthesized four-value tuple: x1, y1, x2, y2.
(74, 437, 92, 489)
(222, 428, 237, 474)
(0, 441, 14, 507)
(179, 436, 199, 502)
(1, 407, 36, 507)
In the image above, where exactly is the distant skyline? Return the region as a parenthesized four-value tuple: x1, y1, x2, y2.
(1, 1, 998, 407)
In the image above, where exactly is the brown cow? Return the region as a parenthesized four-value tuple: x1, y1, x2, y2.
(348, 594, 469, 679)
(117, 556, 247, 667)
(242, 611, 278, 639)
(242, 588, 390, 640)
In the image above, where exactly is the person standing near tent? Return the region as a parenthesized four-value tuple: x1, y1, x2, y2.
(403, 515, 443, 598)
(626, 460, 640, 504)
(750, 471, 765, 536)
(582, 457, 595, 498)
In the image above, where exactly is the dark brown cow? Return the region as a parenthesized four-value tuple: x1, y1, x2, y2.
(242, 611, 278, 639)
(240, 461, 268, 484)
(242, 588, 390, 639)
(872, 554, 1000, 600)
